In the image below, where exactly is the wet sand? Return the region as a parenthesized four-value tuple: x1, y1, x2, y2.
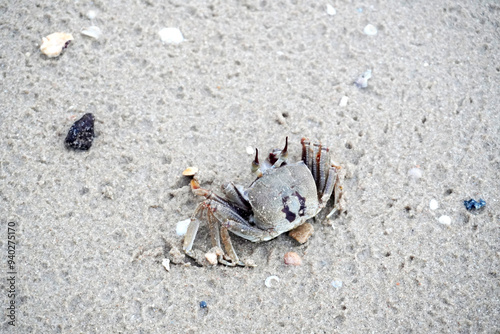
(1, 1, 499, 332)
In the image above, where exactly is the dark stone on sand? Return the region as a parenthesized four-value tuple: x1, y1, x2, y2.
(65, 113, 95, 150)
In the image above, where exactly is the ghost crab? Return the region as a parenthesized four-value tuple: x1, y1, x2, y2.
(183, 137, 342, 266)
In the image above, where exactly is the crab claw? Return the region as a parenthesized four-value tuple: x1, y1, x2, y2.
(191, 179, 210, 197)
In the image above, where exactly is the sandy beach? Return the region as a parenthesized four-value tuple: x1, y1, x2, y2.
(1, 0, 499, 332)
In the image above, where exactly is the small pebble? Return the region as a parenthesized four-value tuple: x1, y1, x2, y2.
(264, 275, 280, 288)
(40, 32, 74, 58)
(289, 223, 314, 244)
(339, 95, 349, 107)
(162, 258, 170, 272)
(408, 167, 423, 179)
(284, 251, 302, 266)
(182, 166, 199, 176)
(204, 250, 218, 265)
(81, 26, 102, 40)
(355, 69, 372, 88)
(176, 219, 191, 236)
(438, 215, 451, 225)
(464, 198, 486, 211)
(331, 279, 343, 289)
(199, 301, 207, 308)
(429, 199, 439, 210)
(363, 24, 378, 36)
(65, 113, 95, 150)
(326, 4, 336, 16)
(159, 27, 184, 44)
(246, 146, 254, 155)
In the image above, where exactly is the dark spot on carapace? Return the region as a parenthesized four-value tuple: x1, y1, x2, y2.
(281, 195, 296, 222)
(281, 191, 307, 222)
(294, 191, 306, 216)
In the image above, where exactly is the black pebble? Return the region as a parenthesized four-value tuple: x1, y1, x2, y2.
(65, 113, 95, 150)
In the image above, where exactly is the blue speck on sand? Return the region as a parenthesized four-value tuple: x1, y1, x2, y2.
(200, 301, 207, 308)
(464, 198, 486, 211)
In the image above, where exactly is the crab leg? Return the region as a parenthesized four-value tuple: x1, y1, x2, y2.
(222, 219, 278, 242)
(183, 205, 205, 255)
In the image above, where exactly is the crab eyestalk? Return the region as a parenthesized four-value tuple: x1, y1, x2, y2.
(251, 148, 263, 178)
(272, 136, 289, 167)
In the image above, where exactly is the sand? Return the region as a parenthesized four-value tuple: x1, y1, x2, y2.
(1, 0, 499, 332)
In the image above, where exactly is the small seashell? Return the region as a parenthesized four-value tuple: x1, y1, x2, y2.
(429, 199, 439, 210)
(182, 166, 198, 176)
(176, 219, 191, 236)
(363, 24, 378, 36)
(40, 32, 74, 58)
(289, 223, 314, 244)
(265, 275, 280, 288)
(284, 251, 302, 266)
(159, 27, 184, 44)
(246, 146, 254, 155)
(162, 258, 170, 271)
(81, 26, 102, 40)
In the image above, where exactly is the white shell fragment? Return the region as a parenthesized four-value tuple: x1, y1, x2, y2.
(331, 279, 343, 289)
(176, 219, 191, 236)
(326, 4, 336, 16)
(159, 27, 184, 44)
(438, 215, 451, 225)
(339, 95, 349, 107)
(81, 26, 102, 40)
(363, 24, 378, 36)
(40, 32, 74, 57)
(429, 199, 439, 210)
(87, 10, 97, 20)
(265, 275, 280, 288)
(246, 146, 254, 155)
(162, 258, 170, 271)
(355, 69, 372, 88)
(408, 167, 423, 179)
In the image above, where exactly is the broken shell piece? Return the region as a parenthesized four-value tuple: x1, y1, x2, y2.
(265, 275, 280, 288)
(182, 166, 199, 176)
(363, 24, 378, 36)
(289, 223, 314, 244)
(339, 95, 349, 107)
(159, 27, 184, 44)
(162, 258, 170, 271)
(40, 32, 74, 57)
(81, 26, 102, 40)
(176, 219, 191, 236)
(284, 252, 302, 266)
(355, 69, 372, 88)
